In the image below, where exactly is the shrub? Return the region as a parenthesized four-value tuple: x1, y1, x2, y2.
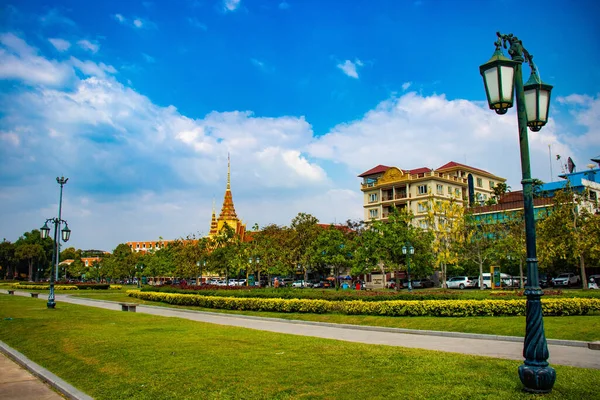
(11, 284, 78, 290)
(127, 290, 600, 317)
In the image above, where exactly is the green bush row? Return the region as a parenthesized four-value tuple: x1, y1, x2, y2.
(11, 283, 111, 290)
(127, 290, 600, 317)
(140, 286, 600, 302)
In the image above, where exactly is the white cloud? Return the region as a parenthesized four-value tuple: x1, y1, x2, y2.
(48, 38, 71, 52)
(39, 9, 75, 27)
(142, 53, 155, 63)
(337, 59, 363, 79)
(223, 0, 241, 12)
(133, 19, 143, 28)
(77, 39, 99, 54)
(0, 33, 74, 86)
(402, 81, 412, 91)
(187, 18, 207, 30)
(70, 57, 117, 78)
(114, 14, 126, 23)
(113, 14, 155, 29)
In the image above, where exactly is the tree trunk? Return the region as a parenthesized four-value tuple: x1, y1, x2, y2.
(479, 260, 484, 290)
(580, 254, 588, 290)
(28, 259, 33, 281)
(441, 263, 447, 289)
(519, 258, 524, 289)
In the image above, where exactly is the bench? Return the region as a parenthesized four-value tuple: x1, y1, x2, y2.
(30, 293, 39, 298)
(589, 341, 600, 351)
(8, 290, 15, 295)
(119, 303, 137, 312)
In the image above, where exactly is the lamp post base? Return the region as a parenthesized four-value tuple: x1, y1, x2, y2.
(518, 364, 556, 393)
(47, 301, 56, 309)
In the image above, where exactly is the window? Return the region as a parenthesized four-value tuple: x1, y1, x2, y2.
(448, 186, 452, 195)
(143, 243, 146, 248)
(419, 220, 428, 229)
(368, 193, 378, 203)
(369, 209, 378, 218)
(455, 188, 461, 197)
(85, 261, 89, 266)
(489, 181, 495, 189)
(417, 202, 427, 212)
(436, 184, 443, 194)
(476, 178, 483, 188)
(418, 185, 427, 195)
(136, 244, 140, 248)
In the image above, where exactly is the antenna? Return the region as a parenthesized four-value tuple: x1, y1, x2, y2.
(548, 144, 553, 182)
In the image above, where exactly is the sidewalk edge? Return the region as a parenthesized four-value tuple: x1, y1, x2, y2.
(0, 340, 93, 400)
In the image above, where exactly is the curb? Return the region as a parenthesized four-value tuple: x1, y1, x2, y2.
(71, 294, 591, 348)
(0, 340, 93, 400)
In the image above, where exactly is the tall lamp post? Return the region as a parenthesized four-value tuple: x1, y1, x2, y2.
(480, 32, 555, 393)
(196, 260, 205, 286)
(248, 256, 260, 286)
(401, 243, 414, 292)
(135, 263, 145, 288)
(40, 177, 71, 309)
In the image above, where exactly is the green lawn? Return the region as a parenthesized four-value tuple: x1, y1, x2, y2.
(67, 290, 600, 342)
(0, 295, 598, 400)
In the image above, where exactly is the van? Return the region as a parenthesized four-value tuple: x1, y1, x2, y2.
(478, 272, 512, 289)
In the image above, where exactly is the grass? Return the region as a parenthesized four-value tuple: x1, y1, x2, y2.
(67, 290, 600, 342)
(1, 295, 599, 400)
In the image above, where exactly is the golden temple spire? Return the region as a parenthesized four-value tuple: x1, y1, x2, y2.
(218, 154, 238, 220)
(209, 198, 218, 235)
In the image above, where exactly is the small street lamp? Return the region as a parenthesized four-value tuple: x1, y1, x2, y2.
(135, 264, 145, 288)
(196, 260, 205, 285)
(248, 256, 260, 286)
(480, 32, 555, 393)
(40, 176, 70, 309)
(401, 243, 414, 292)
(94, 264, 102, 283)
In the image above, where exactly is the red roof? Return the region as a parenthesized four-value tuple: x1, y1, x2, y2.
(358, 165, 390, 177)
(436, 161, 492, 176)
(407, 167, 431, 175)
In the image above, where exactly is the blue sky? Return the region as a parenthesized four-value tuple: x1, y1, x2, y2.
(1, 0, 598, 251)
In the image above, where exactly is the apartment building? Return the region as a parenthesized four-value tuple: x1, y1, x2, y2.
(359, 161, 506, 227)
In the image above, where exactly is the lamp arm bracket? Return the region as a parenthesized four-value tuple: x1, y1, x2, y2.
(496, 32, 536, 72)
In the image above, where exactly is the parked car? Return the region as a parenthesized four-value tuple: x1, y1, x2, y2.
(412, 278, 435, 288)
(446, 276, 474, 290)
(552, 273, 580, 287)
(292, 280, 305, 288)
(308, 280, 322, 288)
(589, 275, 600, 289)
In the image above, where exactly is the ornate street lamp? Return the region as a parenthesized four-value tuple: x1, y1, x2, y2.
(196, 260, 206, 286)
(401, 243, 414, 292)
(40, 177, 70, 309)
(135, 263, 145, 288)
(480, 32, 555, 393)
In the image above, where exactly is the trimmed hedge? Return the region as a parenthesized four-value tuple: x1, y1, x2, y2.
(12, 284, 78, 290)
(10, 283, 111, 290)
(127, 290, 600, 317)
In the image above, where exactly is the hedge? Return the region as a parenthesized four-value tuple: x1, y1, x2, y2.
(12, 284, 78, 290)
(127, 290, 600, 317)
(10, 283, 112, 290)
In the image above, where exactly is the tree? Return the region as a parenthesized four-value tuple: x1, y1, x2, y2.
(0, 240, 15, 279)
(251, 224, 293, 285)
(426, 197, 466, 288)
(309, 225, 354, 290)
(362, 207, 433, 290)
(538, 186, 600, 288)
(492, 182, 511, 200)
(290, 213, 320, 282)
(14, 243, 45, 281)
(460, 213, 499, 289)
(494, 211, 527, 288)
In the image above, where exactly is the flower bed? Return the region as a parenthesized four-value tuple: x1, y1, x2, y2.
(127, 290, 600, 317)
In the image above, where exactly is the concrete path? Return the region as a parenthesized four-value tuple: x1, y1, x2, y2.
(3, 290, 598, 370)
(0, 352, 64, 400)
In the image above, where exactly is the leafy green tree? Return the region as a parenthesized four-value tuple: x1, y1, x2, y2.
(460, 213, 499, 289)
(15, 243, 45, 281)
(290, 213, 320, 282)
(492, 182, 511, 200)
(309, 225, 354, 290)
(251, 224, 293, 285)
(0, 240, 15, 279)
(426, 197, 466, 288)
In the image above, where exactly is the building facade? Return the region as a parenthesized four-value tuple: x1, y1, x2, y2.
(359, 161, 506, 227)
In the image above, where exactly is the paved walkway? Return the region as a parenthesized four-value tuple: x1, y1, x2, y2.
(1, 289, 599, 398)
(0, 352, 64, 400)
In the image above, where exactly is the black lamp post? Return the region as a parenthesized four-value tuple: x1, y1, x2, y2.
(40, 177, 70, 309)
(135, 263, 145, 288)
(401, 243, 414, 292)
(480, 32, 555, 393)
(196, 260, 205, 286)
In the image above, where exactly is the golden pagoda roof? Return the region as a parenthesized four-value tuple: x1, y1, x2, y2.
(218, 154, 238, 221)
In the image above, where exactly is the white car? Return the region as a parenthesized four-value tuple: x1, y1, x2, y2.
(552, 273, 580, 287)
(446, 276, 474, 290)
(292, 280, 305, 288)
